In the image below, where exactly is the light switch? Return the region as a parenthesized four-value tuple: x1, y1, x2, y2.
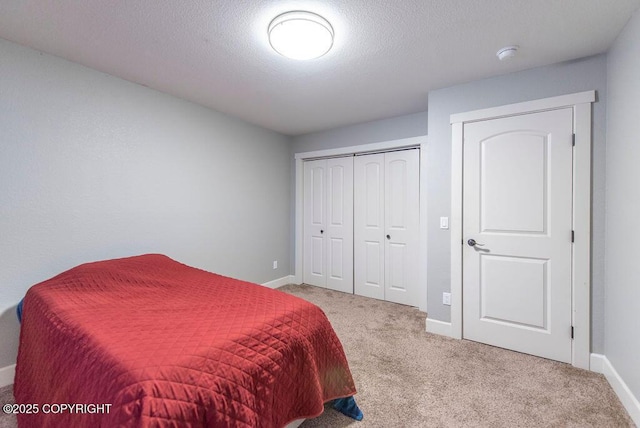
(440, 217, 449, 229)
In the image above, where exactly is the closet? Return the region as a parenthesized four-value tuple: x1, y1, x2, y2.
(302, 148, 420, 306)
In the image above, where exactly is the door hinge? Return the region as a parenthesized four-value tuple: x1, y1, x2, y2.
(571, 230, 575, 243)
(572, 133, 576, 146)
(571, 326, 574, 339)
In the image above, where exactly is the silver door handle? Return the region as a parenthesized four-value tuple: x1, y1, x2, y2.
(467, 239, 485, 247)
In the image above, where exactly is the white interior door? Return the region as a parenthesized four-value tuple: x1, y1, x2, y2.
(462, 108, 573, 363)
(303, 157, 354, 292)
(354, 153, 385, 300)
(303, 159, 326, 287)
(354, 149, 420, 305)
(325, 157, 354, 293)
(384, 149, 420, 306)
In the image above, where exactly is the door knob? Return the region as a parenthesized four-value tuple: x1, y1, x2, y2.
(320, 230, 324, 234)
(386, 234, 391, 240)
(467, 239, 485, 247)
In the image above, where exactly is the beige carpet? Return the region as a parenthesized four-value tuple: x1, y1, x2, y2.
(278, 284, 633, 428)
(1, 284, 633, 427)
(0, 385, 15, 428)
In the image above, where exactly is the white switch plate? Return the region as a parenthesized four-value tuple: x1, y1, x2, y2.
(442, 292, 451, 306)
(273, 261, 278, 269)
(440, 217, 449, 229)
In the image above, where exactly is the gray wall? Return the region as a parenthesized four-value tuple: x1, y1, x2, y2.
(605, 10, 640, 404)
(426, 55, 607, 354)
(0, 39, 291, 368)
(292, 111, 429, 153)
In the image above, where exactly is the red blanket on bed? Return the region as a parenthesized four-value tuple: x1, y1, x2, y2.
(15, 254, 356, 427)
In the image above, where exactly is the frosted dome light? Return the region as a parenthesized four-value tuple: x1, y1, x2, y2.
(268, 11, 334, 60)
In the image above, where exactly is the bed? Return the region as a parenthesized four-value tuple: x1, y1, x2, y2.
(14, 254, 357, 427)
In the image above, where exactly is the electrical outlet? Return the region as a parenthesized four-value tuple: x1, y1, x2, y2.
(442, 292, 451, 306)
(273, 260, 278, 269)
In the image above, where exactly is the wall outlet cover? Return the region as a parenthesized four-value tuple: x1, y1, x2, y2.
(443, 292, 451, 306)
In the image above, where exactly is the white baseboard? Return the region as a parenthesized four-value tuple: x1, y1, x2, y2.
(0, 364, 15, 388)
(590, 353, 640, 425)
(425, 318, 454, 338)
(262, 275, 295, 289)
(589, 353, 605, 373)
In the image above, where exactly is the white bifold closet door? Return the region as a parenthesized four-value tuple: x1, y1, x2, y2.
(354, 149, 419, 305)
(303, 156, 354, 293)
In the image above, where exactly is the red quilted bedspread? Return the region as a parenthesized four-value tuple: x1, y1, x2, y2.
(15, 254, 356, 427)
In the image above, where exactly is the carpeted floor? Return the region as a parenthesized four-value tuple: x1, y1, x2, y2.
(0, 385, 16, 428)
(278, 284, 632, 428)
(0, 284, 633, 427)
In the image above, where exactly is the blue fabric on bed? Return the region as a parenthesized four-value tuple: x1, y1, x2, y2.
(333, 396, 363, 421)
(17, 298, 24, 323)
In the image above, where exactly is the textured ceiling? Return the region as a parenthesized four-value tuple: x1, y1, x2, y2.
(0, 0, 638, 136)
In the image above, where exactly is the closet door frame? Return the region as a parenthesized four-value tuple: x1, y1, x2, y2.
(294, 136, 428, 312)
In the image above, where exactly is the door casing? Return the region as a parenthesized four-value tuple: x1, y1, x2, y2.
(449, 91, 595, 369)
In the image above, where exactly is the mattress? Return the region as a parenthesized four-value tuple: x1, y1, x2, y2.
(14, 254, 356, 427)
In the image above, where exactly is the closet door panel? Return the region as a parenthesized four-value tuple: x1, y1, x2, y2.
(384, 150, 420, 305)
(325, 157, 354, 293)
(354, 154, 385, 300)
(303, 160, 326, 287)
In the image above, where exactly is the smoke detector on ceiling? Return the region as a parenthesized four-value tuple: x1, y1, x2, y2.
(496, 45, 519, 61)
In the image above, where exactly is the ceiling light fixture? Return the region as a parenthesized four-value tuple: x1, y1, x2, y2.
(496, 45, 519, 61)
(268, 11, 334, 60)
